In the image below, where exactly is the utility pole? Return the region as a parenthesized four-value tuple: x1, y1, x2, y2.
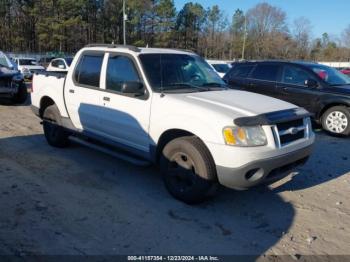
(241, 15, 247, 60)
(123, 0, 127, 45)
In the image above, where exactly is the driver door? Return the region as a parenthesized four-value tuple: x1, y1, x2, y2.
(276, 65, 322, 112)
(98, 53, 152, 154)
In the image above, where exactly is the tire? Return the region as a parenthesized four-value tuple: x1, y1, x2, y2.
(43, 105, 70, 147)
(322, 106, 350, 136)
(160, 136, 218, 204)
(11, 83, 28, 104)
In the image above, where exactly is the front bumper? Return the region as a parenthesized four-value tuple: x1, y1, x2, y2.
(216, 145, 313, 190)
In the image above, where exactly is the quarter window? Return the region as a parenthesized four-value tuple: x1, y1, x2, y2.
(75, 54, 104, 88)
(251, 64, 279, 81)
(106, 55, 141, 92)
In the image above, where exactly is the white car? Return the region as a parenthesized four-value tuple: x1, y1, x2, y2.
(46, 57, 73, 72)
(31, 45, 315, 204)
(14, 57, 45, 79)
(207, 60, 232, 78)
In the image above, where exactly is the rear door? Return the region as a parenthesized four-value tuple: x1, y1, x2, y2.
(64, 51, 105, 132)
(245, 63, 281, 97)
(276, 64, 321, 111)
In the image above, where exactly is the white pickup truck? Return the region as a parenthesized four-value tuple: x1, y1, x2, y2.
(31, 44, 315, 204)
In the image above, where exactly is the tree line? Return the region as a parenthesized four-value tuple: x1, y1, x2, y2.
(1, 0, 350, 61)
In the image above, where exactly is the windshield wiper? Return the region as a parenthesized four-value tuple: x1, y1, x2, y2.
(201, 82, 228, 90)
(161, 83, 209, 92)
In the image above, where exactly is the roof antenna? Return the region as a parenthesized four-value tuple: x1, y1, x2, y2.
(111, 41, 115, 45)
(146, 44, 149, 48)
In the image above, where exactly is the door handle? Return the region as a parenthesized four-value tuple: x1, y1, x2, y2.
(69, 89, 75, 94)
(103, 96, 110, 102)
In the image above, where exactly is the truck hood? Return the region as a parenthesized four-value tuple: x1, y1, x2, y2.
(179, 90, 298, 118)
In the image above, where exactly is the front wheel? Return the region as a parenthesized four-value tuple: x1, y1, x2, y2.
(322, 106, 350, 136)
(160, 136, 218, 204)
(11, 83, 28, 104)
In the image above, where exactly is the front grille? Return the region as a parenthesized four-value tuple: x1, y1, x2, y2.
(272, 118, 309, 147)
(276, 119, 304, 131)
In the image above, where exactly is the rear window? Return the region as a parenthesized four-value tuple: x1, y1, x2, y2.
(229, 64, 255, 78)
(74, 54, 104, 88)
(251, 64, 279, 81)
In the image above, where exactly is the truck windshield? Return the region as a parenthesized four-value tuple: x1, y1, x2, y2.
(306, 64, 350, 86)
(139, 53, 226, 92)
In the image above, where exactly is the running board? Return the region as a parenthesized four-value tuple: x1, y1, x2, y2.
(69, 136, 151, 167)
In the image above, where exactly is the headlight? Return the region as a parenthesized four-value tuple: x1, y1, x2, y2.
(223, 126, 267, 147)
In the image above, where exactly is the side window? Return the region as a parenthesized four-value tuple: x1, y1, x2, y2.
(251, 64, 279, 81)
(282, 65, 315, 86)
(75, 54, 104, 88)
(230, 65, 255, 78)
(106, 55, 140, 92)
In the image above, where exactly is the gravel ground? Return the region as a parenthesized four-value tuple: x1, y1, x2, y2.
(0, 101, 349, 259)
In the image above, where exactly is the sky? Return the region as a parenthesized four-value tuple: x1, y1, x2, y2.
(174, 0, 349, 39)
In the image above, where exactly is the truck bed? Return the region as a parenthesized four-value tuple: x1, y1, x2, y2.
(31, 71, 69, 118)
(35, 71, 67, 79)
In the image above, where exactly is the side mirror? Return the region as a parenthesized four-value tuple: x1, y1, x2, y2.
(121, 82, 144, 95)
(305, 79, 318, 88)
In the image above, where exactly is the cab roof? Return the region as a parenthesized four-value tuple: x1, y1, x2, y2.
(83, 44, 195, 56)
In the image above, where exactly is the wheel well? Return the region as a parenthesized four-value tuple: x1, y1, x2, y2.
(39, 96, 55, 118)
(156, 129, 210, 164)
(318, 103, 350, 121)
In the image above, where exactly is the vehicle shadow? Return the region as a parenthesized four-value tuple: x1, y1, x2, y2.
(0, 133, 295, 256)
(0, 94, 31, 106)
(274, 130, 350, 193)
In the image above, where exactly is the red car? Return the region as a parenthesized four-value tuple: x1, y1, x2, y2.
(339, 68, 350, 76)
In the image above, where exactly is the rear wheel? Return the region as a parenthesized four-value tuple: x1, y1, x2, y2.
(160, 136, 218, 204)
(11, 83, 28, 104)
(43, 105, 70, 147)
(322, 106, 350, 136)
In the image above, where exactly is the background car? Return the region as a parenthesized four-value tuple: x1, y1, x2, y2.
(46, 57, 73, 72)
(38, 56, 56, 68)
(0, 51, 28, 104)
(14, 57, 45, 79)
(224, 61, 350, 136)
(338, 68, 350, 76)
(206, 60, 232, 78)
